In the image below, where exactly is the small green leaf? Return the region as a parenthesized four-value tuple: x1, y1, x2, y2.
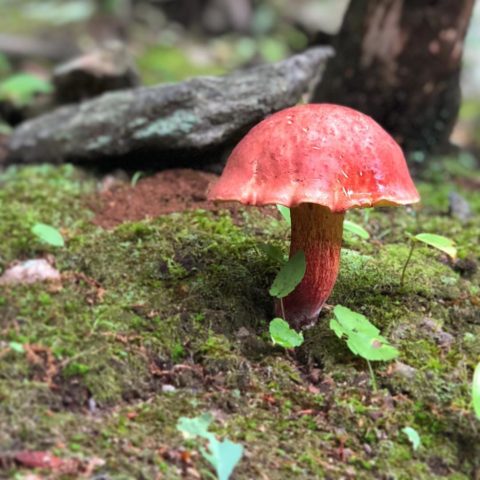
(330, 305, 399, 362)
(269, 318, 304, 349)
(276, 205, 291, 225)
(177, 414, 244, 480)
(330, 305, 379, 338)
(402, 426, 421, 450)
(269, 251, 306, 299)
(202, 437, 244, 480)
(131, 171, 143, 187)
(31, 223, 65, 247)
(414, 233, 457, 259)
(329, 316, 346, 339)
(473, 363, 480, 420)
(347, 333, 399, 361)
(177, 413, 213, 440)
(9, 341, 24, 353)
(343, 220, 370, 239)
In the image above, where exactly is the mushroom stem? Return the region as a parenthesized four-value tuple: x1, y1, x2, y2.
(280, 203, 344, 329)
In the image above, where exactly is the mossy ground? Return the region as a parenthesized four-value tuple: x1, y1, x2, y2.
(0, 160, 479, 479)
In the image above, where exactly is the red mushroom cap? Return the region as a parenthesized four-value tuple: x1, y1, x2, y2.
(208, 104, 420, 212)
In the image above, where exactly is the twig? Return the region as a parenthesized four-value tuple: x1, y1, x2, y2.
(400, 239, 416, 288)
(367, 360, 377, 392)
(280, 298, 286, 321)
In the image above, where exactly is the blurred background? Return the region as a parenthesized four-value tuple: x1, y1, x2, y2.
(0, 0, 479, 162)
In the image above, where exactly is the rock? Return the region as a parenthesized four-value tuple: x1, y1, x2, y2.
(202, 0, 252, 33)
(435, 331, 454, 348)
(236, 327, 251, 339)
(161, 384, 176, 393)
(448, 191, 472, 222)
(453, 257, 478, 278)
(6, 47, 332, 167)
(88, 397, 97, 414)
(53, 42, 139, 104)
(420, 317, 455, 349)
(420, 317, 438, 332)
(390, 361, 417, 380)
(0, 259, 61, 285)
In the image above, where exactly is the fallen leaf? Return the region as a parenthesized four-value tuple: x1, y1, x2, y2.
(14, 451, 64, 469)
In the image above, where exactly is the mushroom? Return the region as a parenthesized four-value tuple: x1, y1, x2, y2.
(208, 104, 420, 329)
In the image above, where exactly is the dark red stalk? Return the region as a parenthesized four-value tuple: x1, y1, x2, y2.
(280, 203, 345, 329)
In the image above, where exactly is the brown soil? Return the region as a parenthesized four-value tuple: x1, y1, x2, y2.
(92, 169, 225, 229)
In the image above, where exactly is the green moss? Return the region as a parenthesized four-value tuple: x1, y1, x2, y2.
(1, 164, 479, 478)
(0, 164, 95, 268)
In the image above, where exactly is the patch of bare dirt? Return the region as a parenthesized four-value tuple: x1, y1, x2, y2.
(91, 169, 228, 229)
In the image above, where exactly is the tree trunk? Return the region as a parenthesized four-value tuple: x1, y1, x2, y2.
(313, 0, 475, 154)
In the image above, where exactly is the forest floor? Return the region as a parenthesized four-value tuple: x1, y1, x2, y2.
(0, 157, 479, 479)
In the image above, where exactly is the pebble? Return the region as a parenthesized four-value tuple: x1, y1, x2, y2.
(390, 361, 417, 380)
(0, 259, 61, 285)
(88, 397, 97, 414)
(448, 191, 472, 222)
(236, 327, 250, 339)
(162, 384, 176, 393)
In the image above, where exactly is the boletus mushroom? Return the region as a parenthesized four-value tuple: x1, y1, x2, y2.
(208, 104, 420, 329)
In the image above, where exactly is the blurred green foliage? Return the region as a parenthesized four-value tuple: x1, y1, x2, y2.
(138, 45, 225, 85)
(23, 1, 95, 25)
(0, 73, 52, 106)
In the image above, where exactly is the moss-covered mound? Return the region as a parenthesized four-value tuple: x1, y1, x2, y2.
(0, 163, 479, 479)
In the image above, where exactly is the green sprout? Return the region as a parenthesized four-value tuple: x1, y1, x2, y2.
(269, 250, 306, 301)
(400, 233, 457, 287)
(268, 250, 306, 348)
(31, 223, 65, 248)
(402, 426, 421, 451)
(330, 305, 399, 390)
(131, 171, 144, 187)
(343, 220, 370, 239)
(276, 204, 291, 224)
(473, 363, 480, 420)
(177, 413, 244, 480)
(269, 318, 304, 349)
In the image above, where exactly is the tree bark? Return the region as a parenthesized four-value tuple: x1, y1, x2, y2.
(313, 0, 475, 154)
(6, 47, 331, 167)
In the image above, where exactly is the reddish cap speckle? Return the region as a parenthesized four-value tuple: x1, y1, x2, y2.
(208, 104, 420, 212)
